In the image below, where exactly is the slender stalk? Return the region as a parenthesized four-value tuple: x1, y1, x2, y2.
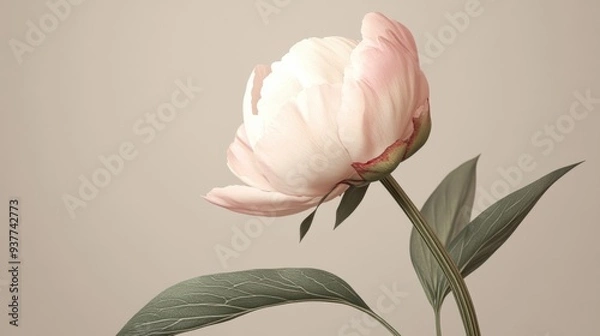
(380, 175, 481, 336)
(435, 308, 442, 336)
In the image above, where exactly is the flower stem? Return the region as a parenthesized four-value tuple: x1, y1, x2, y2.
(380, 175, 481, 336)
(435, 308, 442, 336)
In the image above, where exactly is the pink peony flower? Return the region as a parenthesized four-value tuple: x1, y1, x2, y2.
(206, 12, 430, 216)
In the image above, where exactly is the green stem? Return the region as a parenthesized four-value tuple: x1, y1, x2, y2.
(380, 175, 481, 336)
(435, 308, 442, 336)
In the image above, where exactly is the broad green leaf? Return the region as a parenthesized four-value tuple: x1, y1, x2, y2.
(432, 163, 580, 308)
(334, 184, 370, 229)
(118, 268, 389, 336)
(410, 156, 479, 308)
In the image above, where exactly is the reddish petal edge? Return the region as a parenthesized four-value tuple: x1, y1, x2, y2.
(351, 101, 431, 181)
(351, 139, 408, 181)
(404, 99, 431, 160)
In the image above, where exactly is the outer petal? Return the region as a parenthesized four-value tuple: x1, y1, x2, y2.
(338, 12, 429, 163)
(253, 84, 357, 197)
(351, 99, 431, 181)
(351, 139, 408, 181)
(205, 185, 346, 217)
(226, 125, 274, 191)
(243, 64, 272, 148)
(360, 12, 420, 63)
(404, 99, 431, 159)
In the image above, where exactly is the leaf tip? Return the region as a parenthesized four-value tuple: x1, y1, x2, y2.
(299, 227, 307, 242)
(469, 154, 482, 166)
(299, 231, 307, 242)
(333, 215, 344, 230)
(299, 211, 316, 242)
(559, 161, 584, 175)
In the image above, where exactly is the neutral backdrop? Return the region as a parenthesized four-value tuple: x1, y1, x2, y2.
(1, 0, 599, 335)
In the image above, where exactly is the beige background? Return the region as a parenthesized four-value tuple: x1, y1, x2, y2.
(1, 0, 599, 335)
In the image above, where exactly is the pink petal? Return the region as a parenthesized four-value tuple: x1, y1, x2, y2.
(278, 36, 358, 87)
(226, 125, 274, 191)
(255, 37, 358, 134)
(360, 12, 420, 63)
(351, 139, 408, 181)
(243, 64, 272, 148)
(205, 185, 345, 217)
(404, 100, 432, 159)
(253, 84, 357, 197)
(338, 13, 429, 163)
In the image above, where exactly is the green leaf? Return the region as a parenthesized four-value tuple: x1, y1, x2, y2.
(423, 162, 580, 310)
(334, 184, 369, 229)
(117, 268, 395, 336)
(447, 163, 580, 283)
(300, 209, 318, 242)
(299, 185, 342, 242)
(409, 156, 479, 308)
